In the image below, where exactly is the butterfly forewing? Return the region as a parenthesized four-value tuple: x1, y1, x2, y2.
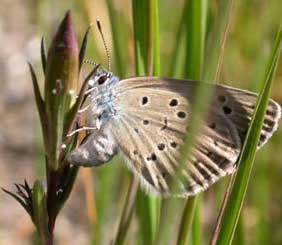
(66, 75, 281, 197)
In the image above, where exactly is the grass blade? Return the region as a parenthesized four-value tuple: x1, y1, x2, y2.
(213, 24, 282, 245)
(177, 196, 198, 245)
(156, 1, 208, 245)
(132, 1, 161, 244)
(114, 176, 138, 245)
(106, 0, 129, 78)
(152, 0, 160, 75)
(176, 1, 208, 244)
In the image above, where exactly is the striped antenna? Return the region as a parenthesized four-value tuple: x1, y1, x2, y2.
(83, 59, 97, 66)
(96, 20, 111, 71)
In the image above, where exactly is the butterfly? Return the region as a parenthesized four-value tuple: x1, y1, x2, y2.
(66, 69, 281, 197)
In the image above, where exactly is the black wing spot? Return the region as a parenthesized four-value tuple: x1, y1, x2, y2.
(161, 172, 167, 178)
(260, 134, 267, 143)
(209, 122, 216, 129)
(266, 109, 276, 116)
(141, 96, 149, 105)
(170, 142, 178, 148)
(218, 95, 226, 103)
(222, 106, 232, 115)
(264, 118, 275, 128)
(143, 120, 149, 125)
(134, 128, 139, 133)
(177, 111, 186, 119)
(169, 99, 178, 107)
(133, 150, 138, 155)
(146, 153, 157, 161)
(158, 143, 165, 151)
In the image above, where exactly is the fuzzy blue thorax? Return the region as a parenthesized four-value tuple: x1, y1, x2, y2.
(87, 71, 119, 129)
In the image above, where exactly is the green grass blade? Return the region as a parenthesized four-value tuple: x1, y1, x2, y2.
(183, 0, 207, 80)
(132, 0, 148, 76)
(106, 0, 129, 78)
(114, 1, 161, 244)
(176, 1, 208, 244)
(232, 216, 245, 245)
(214, 24, 282, 245)
(203, 0, 234, 81)
(150, 0, 161, 240)
(156, 1, 208, 245)
(134, 0, 161, 243)
(152, 0, 160, 75)
(93, 162, 123, 244)
(191, 194, 203, 245)
(177, 196, 198, 245)
(168, 6, 186, 77)
(114, 176, 138, 245)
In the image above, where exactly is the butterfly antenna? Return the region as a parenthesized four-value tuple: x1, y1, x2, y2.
(96, 20, 111, 71)
(83, 59, 97, 66)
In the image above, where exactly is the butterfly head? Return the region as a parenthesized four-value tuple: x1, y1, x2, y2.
(88, 69, 119, 92)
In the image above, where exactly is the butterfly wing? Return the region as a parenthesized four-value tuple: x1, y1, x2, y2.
(108, 77, 280, 196)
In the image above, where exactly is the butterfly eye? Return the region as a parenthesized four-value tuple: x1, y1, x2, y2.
(98, 75, 107, 85)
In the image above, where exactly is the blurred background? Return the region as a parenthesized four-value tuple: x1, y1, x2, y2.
(0, 0, 281, 244)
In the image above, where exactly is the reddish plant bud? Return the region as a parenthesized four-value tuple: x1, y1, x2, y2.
(44, 11, 79, 170)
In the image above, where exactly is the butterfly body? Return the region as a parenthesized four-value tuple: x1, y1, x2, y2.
(66, 71, 281, 197)
(85, 72, 119, 129)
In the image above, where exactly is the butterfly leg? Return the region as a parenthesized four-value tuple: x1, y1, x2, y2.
(78, 103, 92, 113)
(67, 126, 97, 137)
